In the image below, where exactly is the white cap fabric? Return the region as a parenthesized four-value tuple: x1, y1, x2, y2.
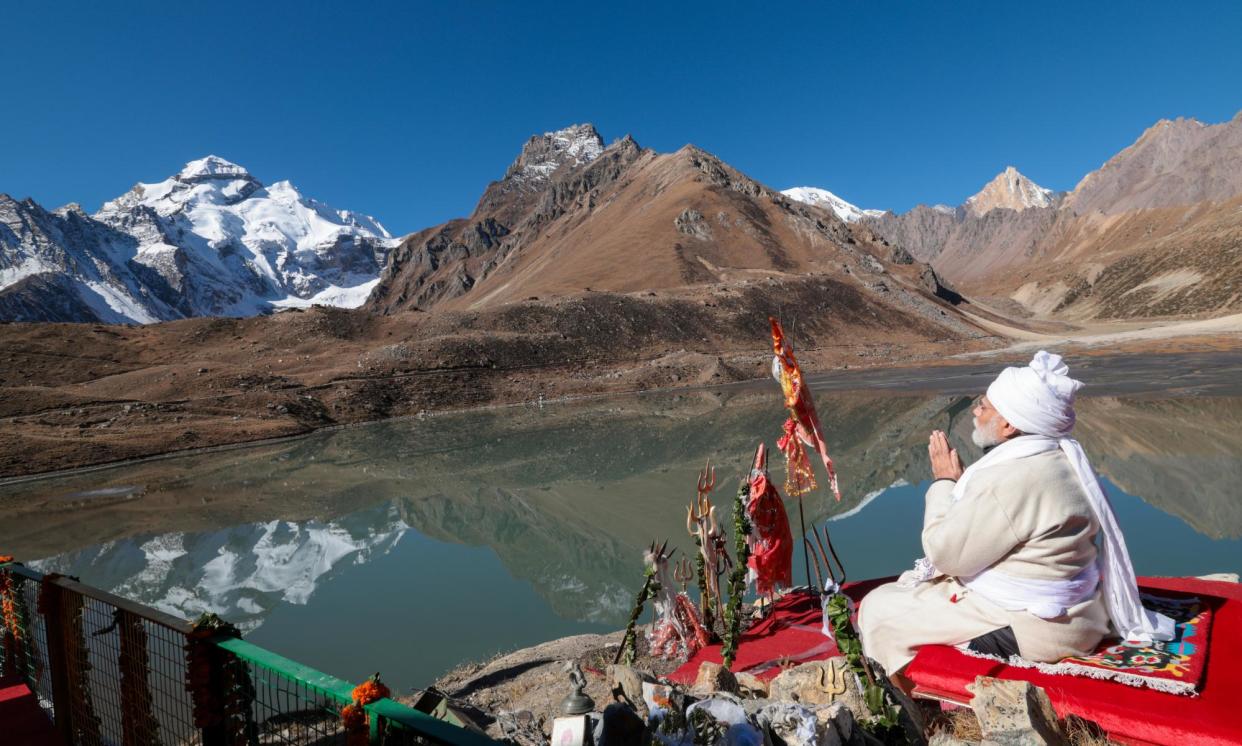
(986, 351, 1083, 437)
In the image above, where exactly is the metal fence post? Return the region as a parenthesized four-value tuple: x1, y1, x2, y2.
(40, 581, 75, 746)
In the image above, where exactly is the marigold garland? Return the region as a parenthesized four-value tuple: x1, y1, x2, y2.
(183, 613, 257, 745)
(119, 610, 161, 746)
(342, 673, 391, 746)
(0, 569, 25, 679)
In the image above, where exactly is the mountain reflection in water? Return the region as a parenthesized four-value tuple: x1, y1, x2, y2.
(3, 384, 1240, 688)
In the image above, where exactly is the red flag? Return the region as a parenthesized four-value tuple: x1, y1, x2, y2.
(769, 317, 840, 500)
(747, 443, 794, 594)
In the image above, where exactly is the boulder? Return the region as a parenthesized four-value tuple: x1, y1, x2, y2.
(692, 661, 740, 696)
(769, 658, 867, 716)
(735, 671, 769, 698)
(605, 664, 653, 717)
(967, 677, 1065, 745)
(812, 701, 856, 746)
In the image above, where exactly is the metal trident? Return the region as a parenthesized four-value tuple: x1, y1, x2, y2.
(673, 556, 694, 593)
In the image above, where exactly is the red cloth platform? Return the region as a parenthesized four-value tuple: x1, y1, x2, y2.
(668, 580, 890, 683)
(906, 576, 1242, 746)
(667, 577, 1242, 745)
(0, 675, 56, 745)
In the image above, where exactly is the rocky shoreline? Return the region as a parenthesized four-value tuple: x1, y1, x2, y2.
(407, 618, 1117, 746)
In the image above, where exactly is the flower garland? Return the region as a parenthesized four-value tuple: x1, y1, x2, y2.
(341, 673, 392, 746)
(183, 613, 257, 745)
(119, 610, 161, 746)
(38, 576, 102, 745)
(721, 478, 752, 669)
(615, 562, 658, 665)
(0, 565, 27, 679)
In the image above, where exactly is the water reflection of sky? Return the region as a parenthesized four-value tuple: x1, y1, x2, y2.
(4, 382, 1241, 689)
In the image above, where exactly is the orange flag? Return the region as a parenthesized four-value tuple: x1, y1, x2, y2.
(770, 317, 840, 500)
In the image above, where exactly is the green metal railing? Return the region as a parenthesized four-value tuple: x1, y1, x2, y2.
(0, 561, 496, 745)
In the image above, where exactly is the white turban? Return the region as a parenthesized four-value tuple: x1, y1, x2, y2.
(983, 351, 1174, 643)
(986, 350, 1080, 437)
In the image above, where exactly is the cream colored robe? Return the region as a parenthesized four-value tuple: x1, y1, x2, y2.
(857, 449, 1111, 674)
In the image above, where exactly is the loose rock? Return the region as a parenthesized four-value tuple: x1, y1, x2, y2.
(692, 661, 739, 696)
(735, 671, 769, 698)
(769, 658, 867, 716)
(966, 677, 1065, 745)
(605, 664, 653, 717)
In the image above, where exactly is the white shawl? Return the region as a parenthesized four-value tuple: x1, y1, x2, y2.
(909, 351, 1175, 643)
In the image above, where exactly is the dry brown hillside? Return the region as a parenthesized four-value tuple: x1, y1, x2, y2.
(368, 126, 965, 318)
(866, 112, 1242, 322)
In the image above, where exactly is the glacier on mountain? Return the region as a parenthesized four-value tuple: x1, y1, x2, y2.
(781, 186, 884, 223)
(0, 155, 396, 323)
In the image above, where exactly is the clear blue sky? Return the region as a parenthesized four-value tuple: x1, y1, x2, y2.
(3, 1, 1241, 235)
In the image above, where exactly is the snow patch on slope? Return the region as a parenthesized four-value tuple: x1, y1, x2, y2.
(782, 186, 884, 223)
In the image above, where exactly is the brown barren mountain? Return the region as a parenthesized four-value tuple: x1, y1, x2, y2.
(368, 126, 966, 316)
(0, 125, 995, 478)
(866, 112, 1242, 321)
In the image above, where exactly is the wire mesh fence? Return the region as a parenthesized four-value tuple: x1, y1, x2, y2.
(1, 562, 495, 746)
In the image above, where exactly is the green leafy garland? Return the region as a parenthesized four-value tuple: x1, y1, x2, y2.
(615, 565, 657, 665)
(824, 594, 903, 740)
(721, 478, 752, 669)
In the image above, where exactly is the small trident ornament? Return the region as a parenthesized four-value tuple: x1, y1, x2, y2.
(817, 660, 848, 700)
(687, 459, 728, 624)
(674, 556, 694, 593)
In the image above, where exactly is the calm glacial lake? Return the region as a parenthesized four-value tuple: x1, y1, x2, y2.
(2, 353, 1240, 692)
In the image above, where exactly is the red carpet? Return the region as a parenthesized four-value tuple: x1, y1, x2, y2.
(667, 577, 1242, 745)
(0, 675, 56, 745)
(906, 576, 1242, 746)
(669, 587, 868, 683)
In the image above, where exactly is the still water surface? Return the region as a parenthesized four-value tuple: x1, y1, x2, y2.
(2, 356, 1240, 691)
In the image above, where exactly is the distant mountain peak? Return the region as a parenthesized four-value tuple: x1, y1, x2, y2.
(505, 123, 605, 183)
(964, 166, 1056, 216)
(782, 186, 883, 223)
(177, 155, 254, 182)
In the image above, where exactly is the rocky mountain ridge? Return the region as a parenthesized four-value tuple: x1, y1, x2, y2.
(861, 112, 1242, 320)
(1, 156, 395, 323)
(367, 123, 965, 328)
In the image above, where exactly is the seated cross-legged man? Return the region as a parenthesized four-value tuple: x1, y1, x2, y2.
(857, 351, 1174, 694)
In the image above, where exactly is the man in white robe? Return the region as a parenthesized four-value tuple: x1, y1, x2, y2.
(857, 351, 1173, 691)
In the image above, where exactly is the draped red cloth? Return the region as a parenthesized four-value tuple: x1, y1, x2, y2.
(746, 467, 793, 596)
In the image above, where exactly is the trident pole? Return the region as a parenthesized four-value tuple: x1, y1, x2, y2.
(798, 498, 812, 594)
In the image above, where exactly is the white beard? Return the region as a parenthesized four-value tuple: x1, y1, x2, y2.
(971, 417, 1005, 449)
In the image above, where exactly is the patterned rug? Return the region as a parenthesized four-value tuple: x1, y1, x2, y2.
(962, 592, 1213, 696)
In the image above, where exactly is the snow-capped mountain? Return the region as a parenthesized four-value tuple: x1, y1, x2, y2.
(0, 156, 396, 323)
(503, 123, 605, 185)
(32, 506, 409, 633)
(962, 166, 1058, 216)
(781, 186, 884, 223)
